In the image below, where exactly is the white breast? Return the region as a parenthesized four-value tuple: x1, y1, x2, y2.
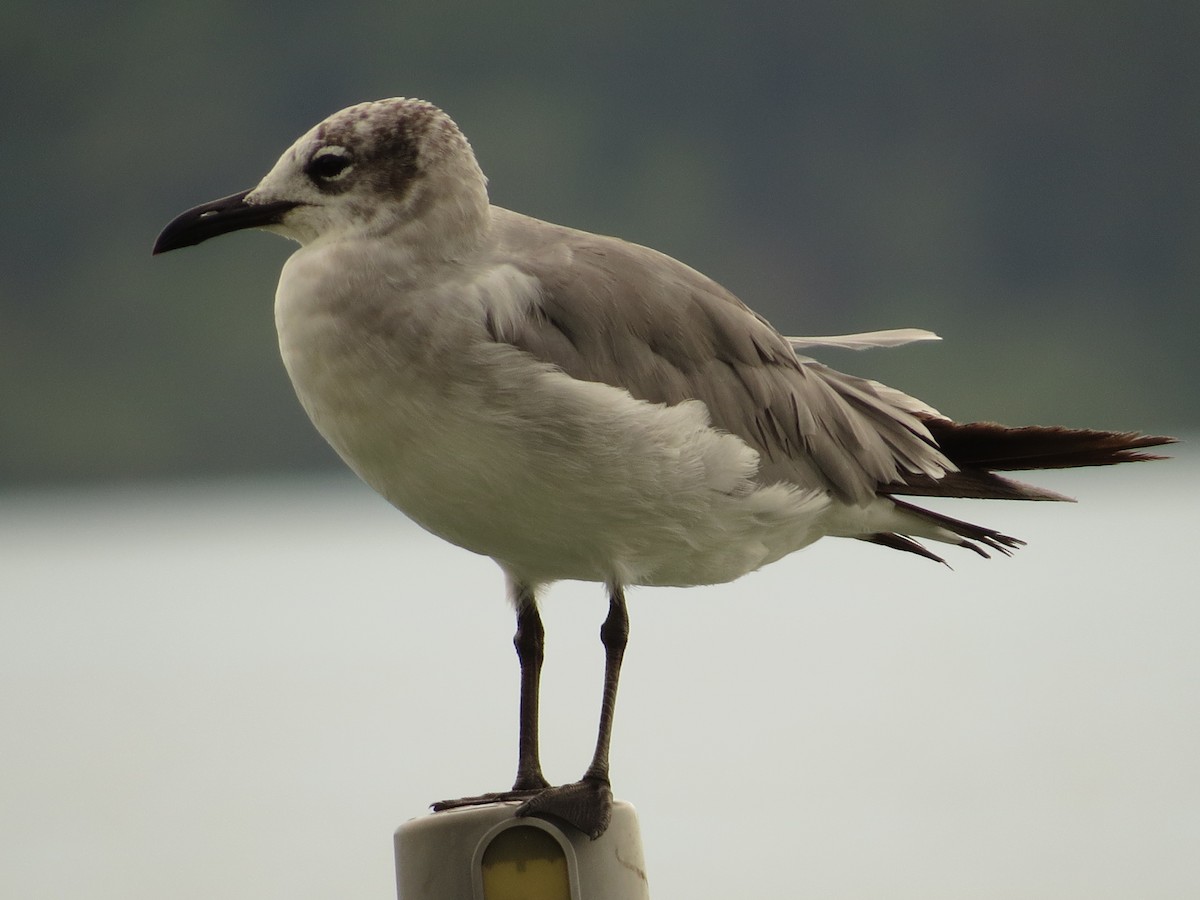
(274, 240, 831, 588)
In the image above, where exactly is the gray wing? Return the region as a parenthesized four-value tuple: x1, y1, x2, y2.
(487, 208, 952, 504)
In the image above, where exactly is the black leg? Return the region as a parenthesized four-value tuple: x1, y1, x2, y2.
(431, 582, 548, 812)
(584, 585, 629, 782)
(512, 591, 551, 791)
(517, 585, 628, 839)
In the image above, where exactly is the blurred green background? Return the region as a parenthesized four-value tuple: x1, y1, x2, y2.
(4, 1, 1195, 486)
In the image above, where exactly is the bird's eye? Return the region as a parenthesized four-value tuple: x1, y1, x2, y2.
(306, 147, 354, 182)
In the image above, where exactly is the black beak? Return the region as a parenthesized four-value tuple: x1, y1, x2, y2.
(152, 190, 300, 254)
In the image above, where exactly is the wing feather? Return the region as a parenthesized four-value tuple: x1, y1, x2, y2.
(787, 328, 941, 351)
(487, 208, 952, 504)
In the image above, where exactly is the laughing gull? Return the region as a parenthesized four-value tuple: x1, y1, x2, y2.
(154, 97, 1173, 838)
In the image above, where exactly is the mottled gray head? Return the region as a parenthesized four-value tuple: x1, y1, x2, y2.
(154, 98, 489, 253)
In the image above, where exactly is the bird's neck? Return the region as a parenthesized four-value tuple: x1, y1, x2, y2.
(374, 163, 492, 263)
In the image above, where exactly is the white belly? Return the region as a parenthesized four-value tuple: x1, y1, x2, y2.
(275, 248, 830, 588)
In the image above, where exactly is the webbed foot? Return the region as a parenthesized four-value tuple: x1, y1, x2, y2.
(515, 776, 613, 839)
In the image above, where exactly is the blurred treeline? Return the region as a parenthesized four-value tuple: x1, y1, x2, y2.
(3, 1, 1195, 486)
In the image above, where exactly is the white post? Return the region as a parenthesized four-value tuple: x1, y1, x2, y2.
(395, 800, 650, 900)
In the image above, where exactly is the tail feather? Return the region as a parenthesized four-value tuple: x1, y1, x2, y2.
(873, 420, 1174, 564)
(889, 497, 1025, 557)
(884, 420, 1175, 501)
(889, 470, 1074, 502)
(922, 420, 1173, 471)
(862, 532, 949, 565)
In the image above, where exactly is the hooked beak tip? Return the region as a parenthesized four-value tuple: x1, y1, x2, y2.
(153, 190, 299, 254)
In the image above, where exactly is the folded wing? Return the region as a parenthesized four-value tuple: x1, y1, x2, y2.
(487, 209, 955, 505)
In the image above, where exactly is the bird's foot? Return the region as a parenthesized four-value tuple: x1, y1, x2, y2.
(516, 776, 613, 840)
(430, 788, 544, 812)
(431, 770, 550, 813)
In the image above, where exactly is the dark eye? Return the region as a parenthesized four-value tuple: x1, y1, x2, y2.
(306, 148, 354, 182)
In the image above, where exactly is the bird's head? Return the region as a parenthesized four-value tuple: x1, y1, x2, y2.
(153, 98, 490, 254)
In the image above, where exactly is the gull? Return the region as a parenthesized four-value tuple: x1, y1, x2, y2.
(154, 97, 1173, 838)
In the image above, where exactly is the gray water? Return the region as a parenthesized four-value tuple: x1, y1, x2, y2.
(2, 449, 1197, 899)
